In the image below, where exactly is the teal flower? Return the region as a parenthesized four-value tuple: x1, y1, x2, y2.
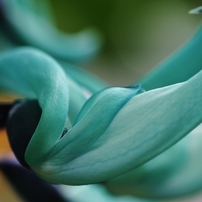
(1, 5, 202, 202)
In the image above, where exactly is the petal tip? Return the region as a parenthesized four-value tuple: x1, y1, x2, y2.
(189, 6, 202, 14)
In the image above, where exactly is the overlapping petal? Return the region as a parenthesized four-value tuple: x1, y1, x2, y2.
(35, 70, 202, 185)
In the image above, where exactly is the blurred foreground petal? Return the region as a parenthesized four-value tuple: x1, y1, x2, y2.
(105, 124, 202, 199)
(34, 71, 202, 185)
(0, 0, 103, 62)
(1, 48, 202, 192)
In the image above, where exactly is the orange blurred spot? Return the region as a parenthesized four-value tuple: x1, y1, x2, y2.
(0, 92, 17, 102)
(0, 171, 23, 202)
(0, 129, 12, 154)
(0, 93, 20, 155)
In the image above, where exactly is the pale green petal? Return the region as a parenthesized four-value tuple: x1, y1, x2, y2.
(1, 0, 103, 61)
(59, 184, 154, 202)
(33, 70, 202, 185)
(136, 24, 202, 90)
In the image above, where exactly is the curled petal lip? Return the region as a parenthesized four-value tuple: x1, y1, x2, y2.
(0, 48, 71, 165)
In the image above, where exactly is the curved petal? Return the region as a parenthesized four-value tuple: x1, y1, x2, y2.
(0, 0, 103, 61)
(136, 24, 202, 90)
(33, 70, 202, 185)
(0, 47, 87, 165)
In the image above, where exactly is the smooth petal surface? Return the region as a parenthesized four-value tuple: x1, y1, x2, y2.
(105, 125, 202, 199)
(0, 0, 103, 61)
(59, 184, 154, 202)
(0, 47, 87, 165)
(137, 24, 202, 90)
(33, 71, 202, 185)
(1, 48, 202, 189)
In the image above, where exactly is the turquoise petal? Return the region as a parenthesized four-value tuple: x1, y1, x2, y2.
(33, 85, 142, 184)
(105, 124, 202, 199)
(136, 24, 202, 90)
(1, 0, 103, 61)
(0, 47, 87, 165)
(32, 70, 202, 185)
(189, 6, 202, 14)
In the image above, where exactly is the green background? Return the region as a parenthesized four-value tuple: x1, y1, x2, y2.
(49, 0, 202, 87)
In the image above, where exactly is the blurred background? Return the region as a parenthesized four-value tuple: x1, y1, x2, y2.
(48, 0, 202, 86)
(1, 0, 202, 201)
